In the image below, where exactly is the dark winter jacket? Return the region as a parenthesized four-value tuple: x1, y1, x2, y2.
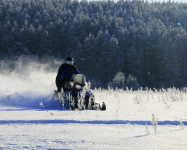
(56, 63, 80, 90)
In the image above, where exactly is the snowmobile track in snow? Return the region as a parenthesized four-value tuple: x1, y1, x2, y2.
(0, 120, 186, 125)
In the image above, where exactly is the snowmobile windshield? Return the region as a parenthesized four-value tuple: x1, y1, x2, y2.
(73, 74, 87, 86)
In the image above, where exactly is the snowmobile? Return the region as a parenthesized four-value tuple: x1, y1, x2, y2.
(53, 74, 106, 111)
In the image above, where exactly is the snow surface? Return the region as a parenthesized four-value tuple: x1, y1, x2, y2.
(0, 89, 187, 150)
(0, 60, 187, 149)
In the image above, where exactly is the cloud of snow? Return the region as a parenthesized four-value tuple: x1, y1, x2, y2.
(0, 56, 62, 109)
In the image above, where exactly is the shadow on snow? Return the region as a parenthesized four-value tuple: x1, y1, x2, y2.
(0, 119, 186, 126)
(0, 93, 62, 110)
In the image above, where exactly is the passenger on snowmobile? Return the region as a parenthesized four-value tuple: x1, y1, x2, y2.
(56, 57, 80, 92)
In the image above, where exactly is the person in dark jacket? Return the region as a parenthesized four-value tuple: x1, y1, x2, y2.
(56, 57, 80, 92)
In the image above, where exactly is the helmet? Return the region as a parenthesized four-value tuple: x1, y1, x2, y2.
(66, 57, 74, 61)
(66, 57, 74, 65)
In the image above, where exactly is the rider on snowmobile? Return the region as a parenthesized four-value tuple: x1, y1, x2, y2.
(55, 57, 106, 110)
(56, 57, 80, 92)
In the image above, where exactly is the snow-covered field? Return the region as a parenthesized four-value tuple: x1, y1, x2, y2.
(0, 59, 187, 149)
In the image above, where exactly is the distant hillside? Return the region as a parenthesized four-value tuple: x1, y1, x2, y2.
(0, 0, 186, 88)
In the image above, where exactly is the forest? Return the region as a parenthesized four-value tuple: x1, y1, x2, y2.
(0, 0, 186, 89)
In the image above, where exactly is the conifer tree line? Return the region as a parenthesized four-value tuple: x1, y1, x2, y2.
(0, 0, 186, 89)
